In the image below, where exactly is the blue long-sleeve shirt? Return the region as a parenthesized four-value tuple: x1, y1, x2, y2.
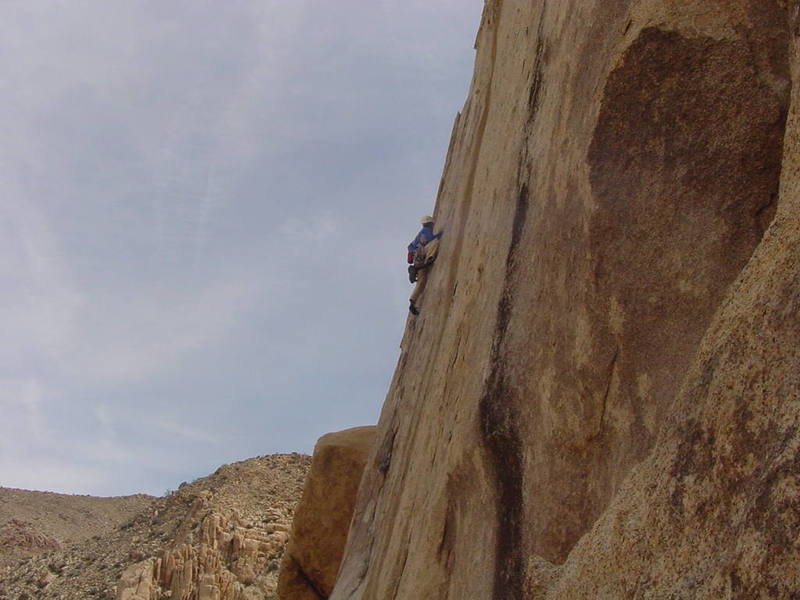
(408, 226, 442, 252)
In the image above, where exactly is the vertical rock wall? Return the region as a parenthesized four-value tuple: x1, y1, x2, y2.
(332, 1, 797, 598)
(546, 20, 800, 596)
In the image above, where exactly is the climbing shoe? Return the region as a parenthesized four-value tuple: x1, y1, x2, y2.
(409, 301, 419, 315)
(408, 265, 417, 283)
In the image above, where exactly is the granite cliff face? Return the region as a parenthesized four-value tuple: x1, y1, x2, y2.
(331, 1, 800, 598)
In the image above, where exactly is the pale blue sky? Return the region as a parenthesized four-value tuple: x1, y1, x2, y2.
(0, 1, 483, 496)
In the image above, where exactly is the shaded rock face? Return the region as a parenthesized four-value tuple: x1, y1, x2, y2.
(331, 1, 799, 599)
(278, 426, 376, 600)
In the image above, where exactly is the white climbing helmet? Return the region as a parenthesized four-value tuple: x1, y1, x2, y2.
(420, 215, 434, 224)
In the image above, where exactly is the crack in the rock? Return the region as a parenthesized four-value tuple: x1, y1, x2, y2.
(596, 348, 619, 438)
(293, 556, 328, 600)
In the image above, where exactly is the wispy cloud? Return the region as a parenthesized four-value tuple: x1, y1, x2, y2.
(0, 197, 84, 365)
(280, 211, 341, 244)
(65, 277, 256, 384)
(0, 377, 47, 446)
(154, 419, 226, 445)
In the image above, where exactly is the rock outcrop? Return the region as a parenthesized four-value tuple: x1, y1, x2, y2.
(330, 1, 800, 599)
(118, 493, 295, 600)
(1, 454, 310, 600)
(278, 426, 376, 600)
(0, 519, 61, 554)
(112, 455, 309, 600)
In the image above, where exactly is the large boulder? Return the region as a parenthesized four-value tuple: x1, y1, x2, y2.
(278, 426, 376, 600)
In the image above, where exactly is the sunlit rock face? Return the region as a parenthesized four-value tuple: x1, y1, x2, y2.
(112, 455, 309, 600)
(330, 1, 799, 598)
(278, 426, 375, 600)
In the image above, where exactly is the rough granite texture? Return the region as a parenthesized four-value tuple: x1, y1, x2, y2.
(330, 1, 800, 599)
(113, 454, 310, 600)
(278, 426, 376, 600)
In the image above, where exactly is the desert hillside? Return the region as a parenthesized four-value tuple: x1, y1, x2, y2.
(0, 453, 310, 600)
(324, 1, 800, 599)
(0, 488, 155, 569)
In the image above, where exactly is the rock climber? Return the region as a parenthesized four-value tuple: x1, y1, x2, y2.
(407, 215, 442, 315)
